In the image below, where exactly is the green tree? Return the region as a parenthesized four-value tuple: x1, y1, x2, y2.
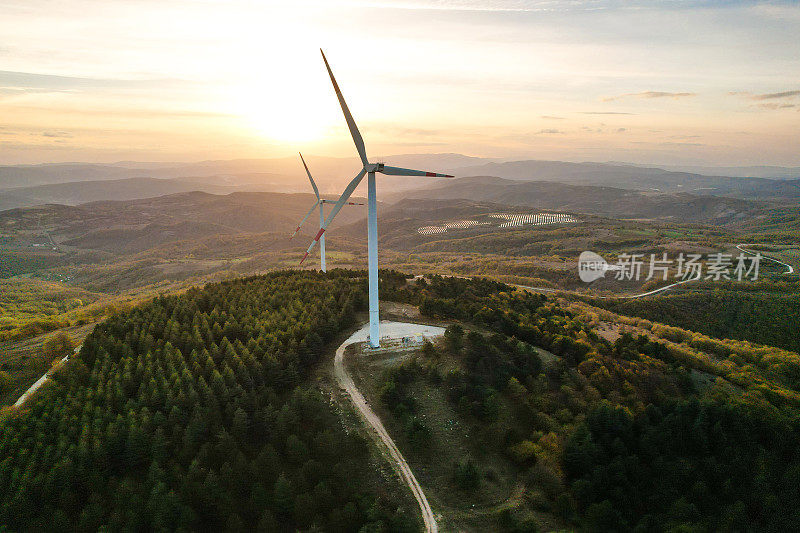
(43, 330, 75, 360)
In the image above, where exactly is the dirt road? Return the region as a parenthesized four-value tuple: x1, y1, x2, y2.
(13, 346, 76, 408)
(335, 321, 445, 533)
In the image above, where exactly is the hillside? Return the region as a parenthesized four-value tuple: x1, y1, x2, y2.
(588, 282, 800, 353)
(358, 275, 800, 530)
(0, 164, 144, 189)
(2, 188, 797, 358)
(0, 271, 417, 531)
(395, 177, 761, 224)
(4, 272, 800, 531)
(0, 178, 241, 212)
(0, 191, 369, 283)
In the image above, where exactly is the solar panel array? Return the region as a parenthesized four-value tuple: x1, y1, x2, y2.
(417, 213, 578, 235)
(490, 212, 578, 228)
(417, 226, 448, 235)
(417, 220, 490, 234)
(444, 220, 490, 229)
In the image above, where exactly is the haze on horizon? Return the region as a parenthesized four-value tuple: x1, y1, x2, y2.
(1, 0, 798, 167)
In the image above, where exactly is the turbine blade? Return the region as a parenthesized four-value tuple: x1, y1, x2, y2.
(321, 49, 368, 166)
(290, 200, 320, 240)
(301, 167, 367, 263)
(379, 165, 454, 177)
(299, 152, 320, 200)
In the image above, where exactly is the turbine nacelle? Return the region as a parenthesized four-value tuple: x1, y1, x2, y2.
(321, 199, 363, 205)
(361, 162, 454, 178)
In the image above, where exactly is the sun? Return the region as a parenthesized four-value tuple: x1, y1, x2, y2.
(231, 60, 340, 144)
(241, 86, 333, 143)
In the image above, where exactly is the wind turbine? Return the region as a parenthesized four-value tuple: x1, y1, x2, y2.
(301, 49, 453, 348)
(290, 152, 363, 272)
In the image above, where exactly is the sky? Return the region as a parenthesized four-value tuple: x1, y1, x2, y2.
(0, 0, 798, 166)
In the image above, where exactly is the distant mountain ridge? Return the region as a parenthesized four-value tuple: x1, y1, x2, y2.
(613, 163, 800, 180)
(396, 176, 761, 224)
(0, 176, 294, 211)
(449, 160, 798, 199)
(2, 154, 798, 213)
(0, 153, 496, 210)
(0, 153, 493, 189)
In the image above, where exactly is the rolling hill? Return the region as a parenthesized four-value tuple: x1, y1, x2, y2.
(0, 178, 241, 212)
(0, 271, 418, 531)
(395, 176, 761, 223)
(0, 191, 370, 285)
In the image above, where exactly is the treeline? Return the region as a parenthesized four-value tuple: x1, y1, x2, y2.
(594, 291, 800, 353)
(0, 270, 415, 531)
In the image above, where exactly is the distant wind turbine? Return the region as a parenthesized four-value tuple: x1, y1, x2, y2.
(291, 152, 363, 273)
(301, 49, 453, 348)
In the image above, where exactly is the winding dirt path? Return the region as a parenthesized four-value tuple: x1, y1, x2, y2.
(736, 243, 794, 274)
(13, 346, 77, 408)
(335, 321, 444, 533)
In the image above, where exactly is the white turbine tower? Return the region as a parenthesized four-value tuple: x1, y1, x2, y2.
(291, 152, 363, 273)
(301, 49, 453, 348)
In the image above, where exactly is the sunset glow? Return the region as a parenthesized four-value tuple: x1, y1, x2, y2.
(1, 0, 798, 165)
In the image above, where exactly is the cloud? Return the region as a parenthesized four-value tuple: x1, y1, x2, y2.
(7, 104, 234, 119)
(389, 141, 447, 147)
(579, 111, 637, 115)
(0, 141, 75, 150)
(630, 140, 705, 147)
(540, 115, 565, 120)
(754, 103, 796, 110)
(602, 91, 696, 102)
(0, 70, 193, 92)
(359, 1, 800, 13)
(40, 131, 73, 138)
(732, 90, 800, 106)
(0, 87, 66, 97)
(580, 125, 627, 134)
(375, 125, 443, 137)
(749, 90, 800, 100)
(536, 128, 564, 134)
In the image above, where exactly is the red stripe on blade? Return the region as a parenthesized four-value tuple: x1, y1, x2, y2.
(300, 252, 309, 265)
(314, 228, 325, 241)
(425, 172, 436, 176)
